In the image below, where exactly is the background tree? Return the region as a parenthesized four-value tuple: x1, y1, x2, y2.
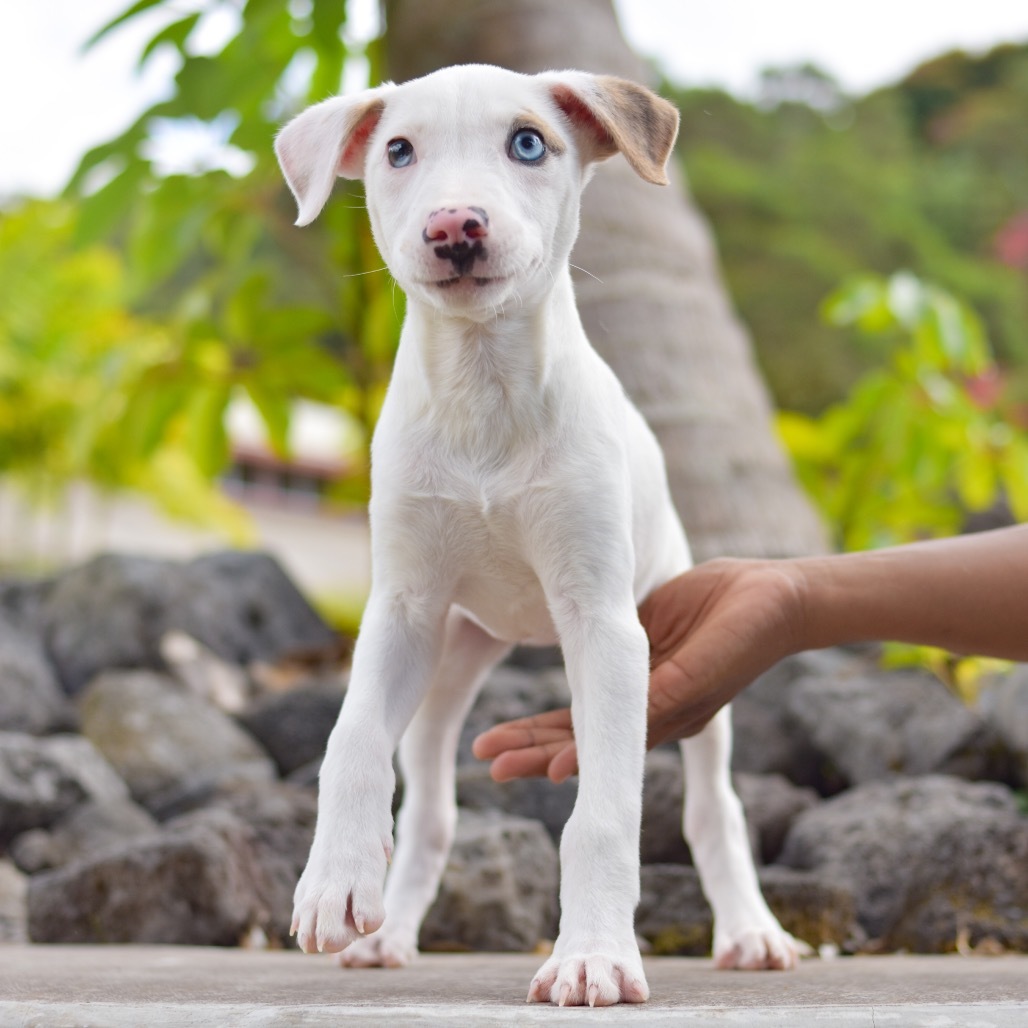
(384, 0, 828, 561)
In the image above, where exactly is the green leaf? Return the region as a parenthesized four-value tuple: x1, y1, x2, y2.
(183, 380, 232, 477)
(139, 12, 202, 66)
(245, 382, 291, 458)
(822, 274, 892, 331)
(84, 0, 166, 51)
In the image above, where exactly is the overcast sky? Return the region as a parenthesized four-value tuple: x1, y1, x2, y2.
(3, 0, 1027, 197)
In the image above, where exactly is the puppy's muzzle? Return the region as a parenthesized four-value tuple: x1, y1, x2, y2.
(422, 206, 490, 279)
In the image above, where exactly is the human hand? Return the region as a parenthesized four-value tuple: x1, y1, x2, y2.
(472, 558, 807, 781)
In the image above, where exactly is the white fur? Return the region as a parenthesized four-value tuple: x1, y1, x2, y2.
(276, 63, 802, 1006)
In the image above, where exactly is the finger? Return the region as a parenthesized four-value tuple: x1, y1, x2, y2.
(547, 743, 579, 783)
(471, 709, 573, 759)
(489, 739, 574, 781)
(472, 725, 576, 761)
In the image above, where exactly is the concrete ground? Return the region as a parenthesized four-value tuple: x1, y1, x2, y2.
(0, 947, 1026, 1027)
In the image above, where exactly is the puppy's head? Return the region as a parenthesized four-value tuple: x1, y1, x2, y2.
(275, 65, 678, 319)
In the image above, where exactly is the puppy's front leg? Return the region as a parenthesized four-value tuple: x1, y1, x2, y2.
(292, 589, 448, 955)
(529, 588, 651, 1006)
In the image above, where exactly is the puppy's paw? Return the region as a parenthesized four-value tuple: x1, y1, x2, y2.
(290, 839, 391, 955)
(527, 950, 649, 1007)
(714, 922, 810, 970)
(337, 928, 417, 968)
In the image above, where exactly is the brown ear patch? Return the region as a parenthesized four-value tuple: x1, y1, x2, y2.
(550, 76, 679, 185)
(549, 85, 620, 161)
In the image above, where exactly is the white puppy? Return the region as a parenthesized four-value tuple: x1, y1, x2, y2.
(276, 63, 802, 1007)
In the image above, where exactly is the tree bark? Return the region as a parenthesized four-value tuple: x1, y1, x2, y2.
(383, 0, 828, 560)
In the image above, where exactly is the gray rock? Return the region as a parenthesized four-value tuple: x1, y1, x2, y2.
(41, 552, 337, 694)
(458, 665, 571, 766)
(41, 554, 177, 694)
(636, 864, 859, 955)
(196, 779, 317, 945)
(0, 576, 53, 634)
(27, 807, 275, 945)
(9, 798, 158, 874)
(639, 752, 817, 866)
(636, 864, 711, 955)
(169, 551, 339, 667)
(0, 858, 28, 943)
(0, 615, 74, 734)
(758, 865, 864, 952)
(77, 670, 275, 808)
(779, 775, 1026, 947)
(787, 666, 1000, 786)
(734, 772, 820, 865)
(0, 732, 128, 845)
(420, 809, 559, 952)
(980, 665, 1028, 786)
(455, 763, 577, 844)
(236, 680, 345, 776)
(888, 813, 1028, 953)
(640, 749, 691, 865)
(731, 650, 851, 792)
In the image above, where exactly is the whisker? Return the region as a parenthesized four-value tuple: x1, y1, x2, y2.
(570, 263, 603, 284)
(340, 266, 390, 279)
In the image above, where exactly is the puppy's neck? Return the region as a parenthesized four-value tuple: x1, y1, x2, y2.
(402, 269, 581, 402)
(394, 268, 584, 457)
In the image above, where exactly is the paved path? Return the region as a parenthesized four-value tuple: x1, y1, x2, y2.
(1, 946, 1025, 1026)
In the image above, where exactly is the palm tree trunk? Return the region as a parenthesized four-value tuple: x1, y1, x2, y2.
(383, 0, 828, 560)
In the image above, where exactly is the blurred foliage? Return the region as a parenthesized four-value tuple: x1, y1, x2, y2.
(0, 200, 251, 539)
(62, 0, 400, 512)
(779, 270, 1028, 696)
(666, 44, 1028, 415)
(3, 6, 1027, 569)
(779, 271, 1028, 551)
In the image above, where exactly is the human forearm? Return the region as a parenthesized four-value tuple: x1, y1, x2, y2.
(794, 525, 1028, 661)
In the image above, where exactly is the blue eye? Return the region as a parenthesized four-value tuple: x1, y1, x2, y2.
(509, 128, 546, 163)
(387, 138, 415, 168)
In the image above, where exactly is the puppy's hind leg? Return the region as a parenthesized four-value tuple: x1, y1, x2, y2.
(339, 608, 511, 968)
(681, 707, 807, 969)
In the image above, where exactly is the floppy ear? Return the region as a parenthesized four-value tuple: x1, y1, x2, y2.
(274, 86, 392, 226)
(544, 73, 679, 185)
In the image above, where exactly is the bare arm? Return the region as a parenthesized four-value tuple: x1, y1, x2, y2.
(797, 525, 1028, 659)
(474, 525, 1028, 781)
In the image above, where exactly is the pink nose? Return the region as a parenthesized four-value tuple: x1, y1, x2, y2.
(422, 206, 490, 246)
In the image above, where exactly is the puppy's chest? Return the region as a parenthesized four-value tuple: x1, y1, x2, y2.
(401, 456, 556, 642)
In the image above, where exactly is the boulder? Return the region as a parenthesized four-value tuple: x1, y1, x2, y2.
(41, 551, 337, 694)
(0, 858, 28, 943)
(730, 650, 852, 793)
(27, 807, 275, 945)
(0, 615, 74, 735)
(640, 749, 692, 865)
(635, 864, 859, 955)
(457, 665, 571, 766)
(236, 680, 346, 777)
(733, 772, 821, 865)
(168, 551, 339, 667)
(888, 813, 1028, 953)
(77, 670, 275, 809)
(420, 809, 559, 952)
(0, 732, 129, 845)
(0, 576, 52, 634)
(9, 797, 158, 874)
(980, 665, 1028, 787)
(455, 763, 576, 845)
(787, 665, 1001, 786)
(638, 751, 818, 866)
(779, 775, 1027, 949)
(197, 779, 317, 945)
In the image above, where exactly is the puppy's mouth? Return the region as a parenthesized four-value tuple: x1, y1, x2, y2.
(435, 275, 503, 288)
